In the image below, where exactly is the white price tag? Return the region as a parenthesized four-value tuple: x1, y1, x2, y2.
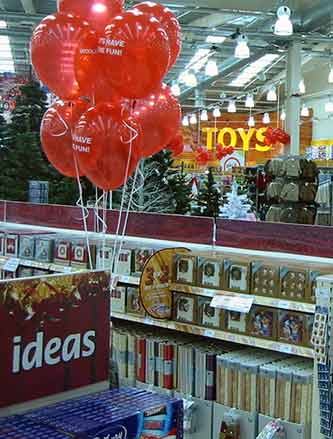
(121, 276, 130, 283)
(3, 258, 20, 272)
(210, 293, 254, 313)
(144, 318, 153, 326)
(63, 266, 72, 274)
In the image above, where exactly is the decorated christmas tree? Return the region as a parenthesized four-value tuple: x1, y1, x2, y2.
(169, 164, 192, 215)
(194, 168, 222, 217)
(220, 180, 252, 219)
(0, 80, 51, 201)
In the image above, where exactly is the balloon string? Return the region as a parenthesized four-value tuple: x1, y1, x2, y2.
(110, 107, 138, 291)
(74, 155, 93, 270)
(93, 191, 108, 269)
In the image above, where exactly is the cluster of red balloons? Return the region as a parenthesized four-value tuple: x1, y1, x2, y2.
(216, 144, 235, 160)
(34, 0, 182, 189)
(264, 127, 290, 146)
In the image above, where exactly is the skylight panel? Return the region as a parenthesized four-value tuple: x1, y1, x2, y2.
(229, 54, 279, 87)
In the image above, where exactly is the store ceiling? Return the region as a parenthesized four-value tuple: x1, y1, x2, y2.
(0, 0, 332, 114)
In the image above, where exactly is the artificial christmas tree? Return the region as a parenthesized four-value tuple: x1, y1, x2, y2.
(194, 168, 222, 218)
(220, 180, 253, 219)
(169, 164, 192, 215)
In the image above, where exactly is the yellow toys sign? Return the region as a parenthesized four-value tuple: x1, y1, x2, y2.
(202, 127, 272, 152)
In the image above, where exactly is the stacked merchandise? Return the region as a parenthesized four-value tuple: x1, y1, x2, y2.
(216, 350, 313, 423)
(312, 275, 333, 439)
(264, 157, 318, 224)
(112, 322, 313, 423)
(2, 388, 183, 439)
(315, 168, 333, 226)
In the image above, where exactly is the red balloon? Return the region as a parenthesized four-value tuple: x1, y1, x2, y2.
(58, 0, 124, 33)
(73, 103, 141, 190)
(133, 84, 181, 157)
(31, 13, 92, 101)
(167, 133, 183, 156)
(100, 10, 170, 99)
(134, 2, 181, 69)
(41, 100, 90, 177)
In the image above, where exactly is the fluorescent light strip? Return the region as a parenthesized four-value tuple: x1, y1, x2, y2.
(185, 48, 211, 72)
(229, 54, 279, 87)
(0, 34, 15, 72)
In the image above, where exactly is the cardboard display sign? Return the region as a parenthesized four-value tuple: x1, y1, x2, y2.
(0, 270, 110, 409)
(140, 248, 189, 320)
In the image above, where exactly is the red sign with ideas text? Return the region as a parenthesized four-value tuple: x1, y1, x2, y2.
(0, 271, 110, 409)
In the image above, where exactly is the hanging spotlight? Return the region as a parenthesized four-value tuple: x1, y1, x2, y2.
(182, 115, 189, 126)
(280, 110, 286, 121)
(301, 105, 309, 117)
(228, 100, 237, 113)
(274, 6, 293, 36)
(267, 86, 277, 102)
(213, 107, 221, 118)
(325, 101, 333, 113)
(200, 109, 208, 121)
(263, 113, 270, 124)
(184, 72, 197, 87)
(205, 59, 219, 77)
(328, 67, 333, 84)
(245, 94, 255, 108)
(190, 114, 197, 125)
(171, 82, 181, 96)
(299, 79, 306, 94)
(248, 116, 255, 127)
(234, 34, 250, 59)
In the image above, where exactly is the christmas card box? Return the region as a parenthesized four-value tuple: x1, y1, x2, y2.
(133, 249, 154, 276)
(54, 239, 72, 265)
(197, 296, 223, 328)
(126, 287, 145, 317)
(111, 286, 127, 314)
(197, 256, 223, 289)
(19, 235, 35, 260)
(96, 245, 113, 270)
(173, 292, 197, 324)
(35, 237, 54, 262)
(173, 253, 197, 285)
(224, 310, 248, 334)
(251, 262, 280, 297)
(71, 240, 96, 269)
(0, 232, 4, 255)
(1, 269, 16, 280)
(248, 306, 277, 340)
(5, 233, 19, 257)
(280, 267, 308, 301)
(224, 260, 251, 293)
(33, 268, 50, 277)
(117, 249, 132, 276)
(278, 310, 306, 345)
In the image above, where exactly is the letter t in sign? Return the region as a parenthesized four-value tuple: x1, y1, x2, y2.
(202, 128, 218, 149)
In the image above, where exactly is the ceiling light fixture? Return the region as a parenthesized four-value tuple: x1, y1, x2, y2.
(201, 110, 208, 121)
(267, 86, 277, 101)
(280, 110, 286, 121)
(263, 113, 270, 124)
(234, 34, 250, 59)
(190, 114, 197, 125)
(245, 94, 255, 108)
(171, 82, 180, 96)
(248, 115, 255, 127)
(205, 59, 219, 77)
(299, 79, 306, 94)
(184, 72, 197, 88)
(274, 6, 293, 36)
(182, 115, 189, 126)
(301, 105, 309, 117)
(229, 54, 279, 87)
(328, 66, 333, 84)
(213, 107, 221, 118)
(325, 101, 333, 113)
(228, 100, 237, 113)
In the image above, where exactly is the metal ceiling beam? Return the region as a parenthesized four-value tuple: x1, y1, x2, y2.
(301, 0, 332, 32)
(180, 47, 270, 102)
(20, 0, 36, 14)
